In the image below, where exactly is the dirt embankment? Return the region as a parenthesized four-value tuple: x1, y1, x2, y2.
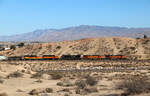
(1, 37, 150, 59)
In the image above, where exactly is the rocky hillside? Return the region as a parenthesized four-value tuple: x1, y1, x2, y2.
(0, 25, 150, 42)
(1, 37, 150, 59)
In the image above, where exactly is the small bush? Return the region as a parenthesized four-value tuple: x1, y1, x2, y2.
(117, 75, 150, 95)
(76, 86, 98, 94)
(29, 89, 39, 95)
(85, 76, 98, 86)
(56, 46, 61, 49)
(75, 88, 88, 95)
(136, 37, 140, 39)
(56, 80, 74, 87)
(0, 93, 8, 96)
(84, 86, 98, 93)
(35, 79, 43, 83)
(75, 80, 86, 89)
(7, 71, 23, 78)
(57, 82, 63, 86)
(75, 88, 81, 94)
(18, 43, 24, 48)
(10, 45, 16, 50)
(62, 88, 70, 92)
(49, 72, 63, 80)
(16, 89, 24, 92)
(45, 88, 53, 93)
(31, 72, 43, 79)
(29, 88, 53, 95)
(0, 79, 4, 84)
(64, 93, 70, 96)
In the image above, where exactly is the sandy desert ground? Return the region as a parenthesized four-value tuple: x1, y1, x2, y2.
(0, 60, 150, 96)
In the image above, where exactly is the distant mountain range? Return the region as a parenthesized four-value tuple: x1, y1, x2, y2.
(0, 25, 150, 42)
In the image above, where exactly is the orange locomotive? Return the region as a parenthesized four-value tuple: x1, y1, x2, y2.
(83, 55, 104, 59)
(8, 55, 127, 60)
(23, 55, 59, 60)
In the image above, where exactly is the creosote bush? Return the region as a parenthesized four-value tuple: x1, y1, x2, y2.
(75, 75, 98, 88)
(18, 42, 24, 48)
(85, 76, 98, 86)
(31, 72, 43, 79)
(75, 80, 86, 89)
(49, 72, 63, 80)
(57, 79, 74, 87)
(35, 79, 43, 83)
(75, 75, 99, 95)
(7, 71, 23, 78)
(117, 75, 150, 95)
(29, 88, 53, 95)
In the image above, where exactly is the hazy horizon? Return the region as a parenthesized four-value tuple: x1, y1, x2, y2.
(1, 25, 150, 37)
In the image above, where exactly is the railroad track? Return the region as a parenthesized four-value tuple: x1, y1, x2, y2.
(1, 59, 150, 63)
(37, 66, 150, 73)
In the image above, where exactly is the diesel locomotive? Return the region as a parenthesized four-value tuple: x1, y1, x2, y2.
(7, 55, 127, 61)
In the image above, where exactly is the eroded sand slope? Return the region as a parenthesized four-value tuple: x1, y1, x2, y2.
(1, 37, 150, 59)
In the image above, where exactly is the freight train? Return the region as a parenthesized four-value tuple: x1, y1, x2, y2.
(7, 55, 127, 61)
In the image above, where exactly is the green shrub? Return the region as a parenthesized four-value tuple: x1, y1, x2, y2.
(56, 46, 61, 49)
(18, 43, 24, 48)
(10, 45, 16, 50)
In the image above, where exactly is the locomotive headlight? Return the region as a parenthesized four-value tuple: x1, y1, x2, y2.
(0, 56, 7, 60)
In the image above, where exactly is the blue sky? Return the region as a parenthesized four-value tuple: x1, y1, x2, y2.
(0, 0, 150, 36)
